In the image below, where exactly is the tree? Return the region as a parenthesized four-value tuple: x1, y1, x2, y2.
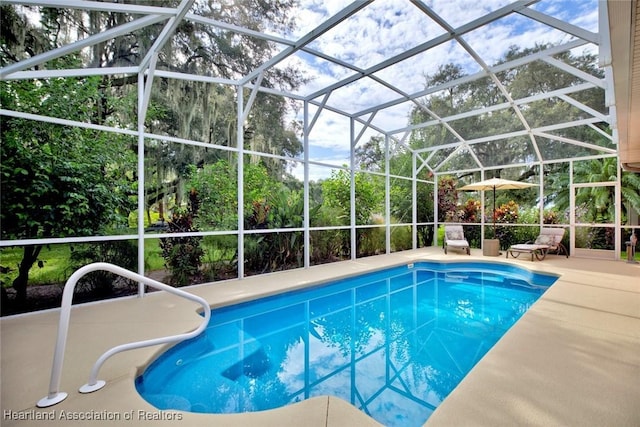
(0, 69, 135, 306)
(3, 2, 306, 224)
(186, 160, 278, 231)
(321, 169, 384, 226)
(409, 44, 606, 176)
(71, 0, 307, 208)
(355, 136, 385, 172)
(1, 3, 308, 304)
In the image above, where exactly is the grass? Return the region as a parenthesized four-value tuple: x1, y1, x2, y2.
(1, 245, 72, 286)
(2, 238, 638, 288)
(1, 241, 166, 287)
(1, 210, 169, 288)
(145, 243, 165, 271)
(622, 250, 640, 262)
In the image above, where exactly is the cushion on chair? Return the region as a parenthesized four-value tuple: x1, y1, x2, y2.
(534, 234, 554, 246)
(446, 229, 464, 241)
(539, 228, 565, 246)
(510, 243, 548, 251)
(446, 240, 468, 248)
(444, 226, 469, 255)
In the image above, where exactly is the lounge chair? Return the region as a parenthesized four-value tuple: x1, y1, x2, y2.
(506, 227, 568, 261)
(443, 224, 470, 255)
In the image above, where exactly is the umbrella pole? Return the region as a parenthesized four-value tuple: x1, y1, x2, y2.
(492, 186, 496, 237)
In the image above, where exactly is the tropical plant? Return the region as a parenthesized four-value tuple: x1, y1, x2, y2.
(187, 160, 278, 231)
(159, 190, 204, 286)
(546, 158, 640, 248)
(494, 201, 520, 249)
(437, 176, 459, 222)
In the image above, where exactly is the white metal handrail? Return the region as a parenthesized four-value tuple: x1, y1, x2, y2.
(37, 262, 211, 408)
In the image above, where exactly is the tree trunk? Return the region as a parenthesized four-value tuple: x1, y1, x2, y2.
(158, 199, 165, 221)
(12, 245, 42, 307)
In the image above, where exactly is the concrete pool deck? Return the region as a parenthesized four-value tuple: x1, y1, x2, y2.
(1, 247, 639, 426)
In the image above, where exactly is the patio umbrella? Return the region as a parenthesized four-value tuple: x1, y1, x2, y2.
(459, 178, 536, 235)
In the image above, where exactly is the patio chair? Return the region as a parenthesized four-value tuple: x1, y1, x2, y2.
(443, 224, 470, 255)
(506, 227, 568, 261)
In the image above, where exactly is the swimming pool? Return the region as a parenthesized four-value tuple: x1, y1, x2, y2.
(136, 261, 558, 426)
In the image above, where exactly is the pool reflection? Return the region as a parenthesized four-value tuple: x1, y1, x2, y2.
(136, 265, 552, 427)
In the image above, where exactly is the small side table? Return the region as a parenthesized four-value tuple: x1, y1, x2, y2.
(483, 239, 500, 256)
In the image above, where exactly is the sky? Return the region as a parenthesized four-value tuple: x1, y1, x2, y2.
(266, 0, 599, 181)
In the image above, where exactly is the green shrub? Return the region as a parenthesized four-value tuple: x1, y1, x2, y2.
(190, 235, 238, 282)
(310, 204, 350, 263)
(391, 224, 412, 251)
(69, 240, 137, 297)
(495, 201, 519, 249)
(244, 188, 305, 274)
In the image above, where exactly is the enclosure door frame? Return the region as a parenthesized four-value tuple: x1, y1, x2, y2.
(570, 181, 620, 260)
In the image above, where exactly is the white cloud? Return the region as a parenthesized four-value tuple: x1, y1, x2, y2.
(277, 0, 599, 179)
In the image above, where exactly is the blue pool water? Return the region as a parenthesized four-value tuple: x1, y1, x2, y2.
(136, 261, 557, 426)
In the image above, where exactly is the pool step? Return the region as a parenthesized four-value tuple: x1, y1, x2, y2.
(205, 323, 271, 381)
(221, 347, 271, 381)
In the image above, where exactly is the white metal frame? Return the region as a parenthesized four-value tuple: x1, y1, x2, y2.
(570, 180, 620, 259)
(0, 1, 625, 283)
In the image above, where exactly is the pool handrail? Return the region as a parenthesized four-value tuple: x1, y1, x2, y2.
(36, 262, 211, 408)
